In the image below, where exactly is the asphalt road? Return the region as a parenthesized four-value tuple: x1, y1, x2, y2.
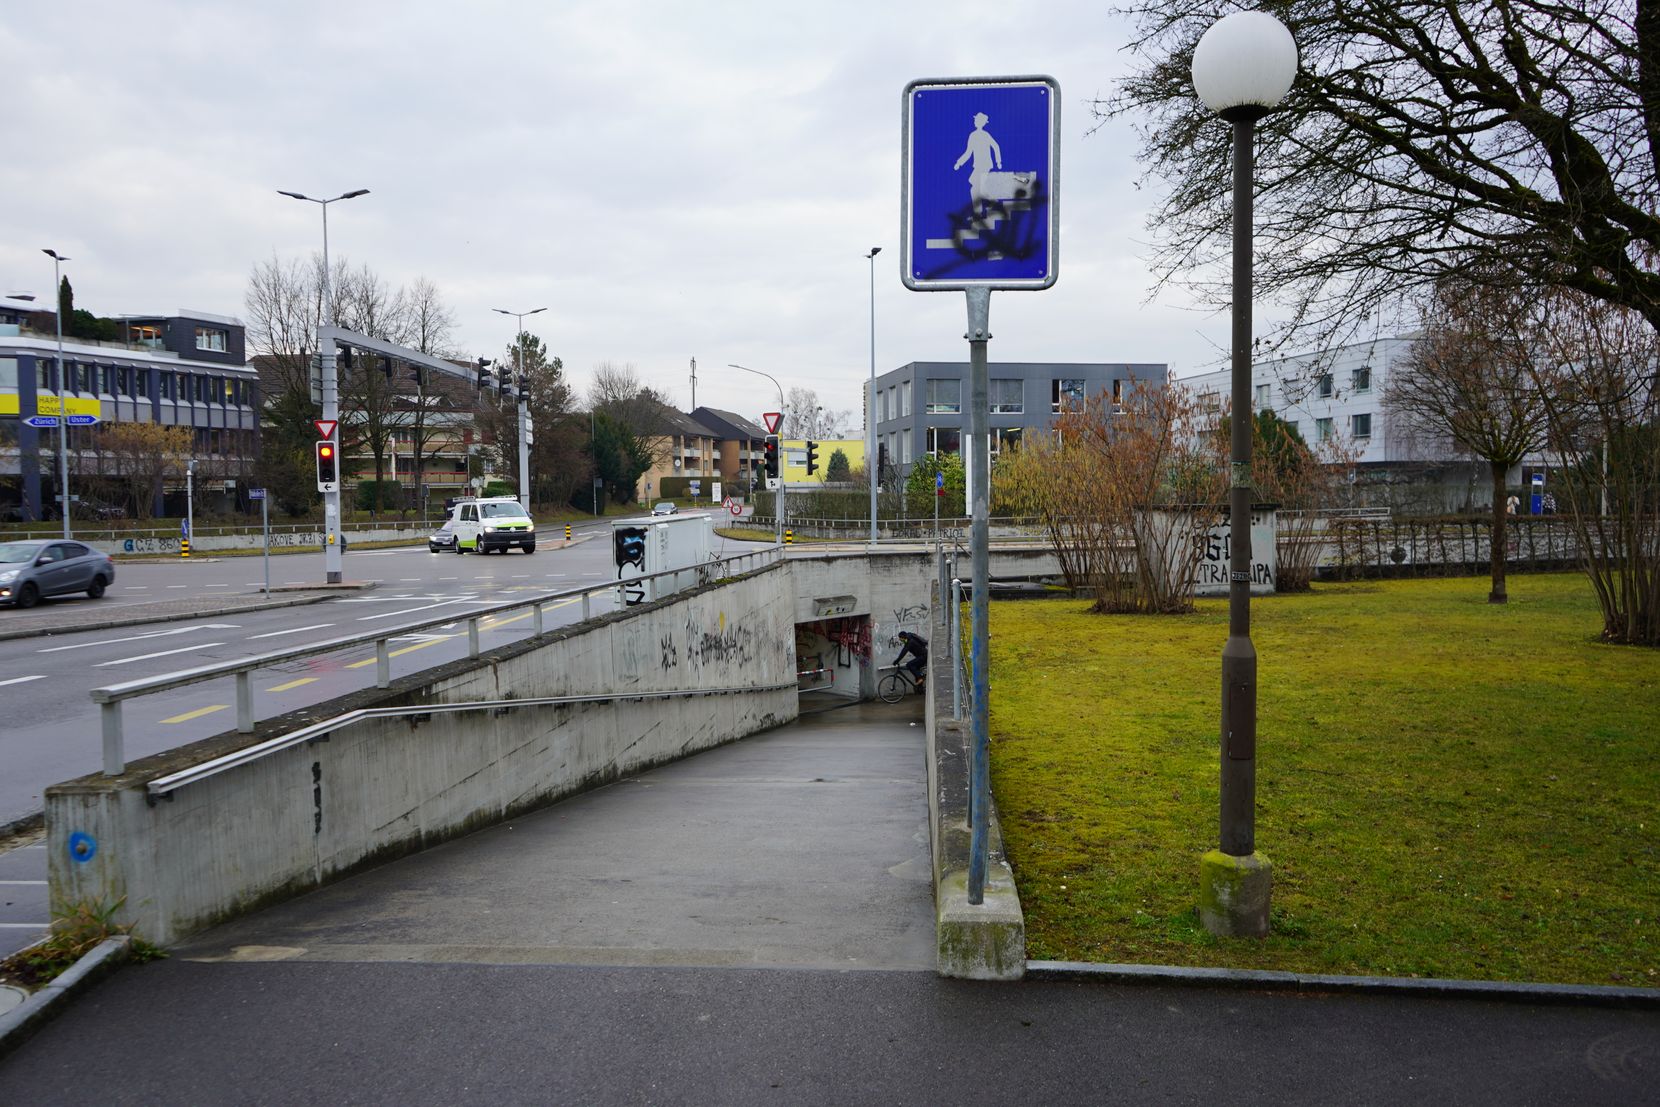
(0, 510, 755, 827)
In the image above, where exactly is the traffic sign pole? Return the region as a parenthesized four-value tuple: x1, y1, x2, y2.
(319, 337, 343, 583)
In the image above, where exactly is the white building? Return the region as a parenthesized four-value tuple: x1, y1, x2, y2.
(1180, 335, 1553, 512)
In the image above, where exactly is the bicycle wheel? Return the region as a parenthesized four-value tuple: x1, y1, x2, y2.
(878, 672, 907, 703)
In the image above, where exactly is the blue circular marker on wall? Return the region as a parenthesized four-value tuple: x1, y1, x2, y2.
(68, 832, 97, 863)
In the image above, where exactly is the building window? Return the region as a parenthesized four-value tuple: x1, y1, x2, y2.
(195, 327, 227, 352)
(200, 376, 215, 403)
(1317, 373, 1334, 399)
(160, 372, 174, 400)
(927, 426, 962, 454)
(1052, 378, 1085, 413)
(926, 379, 961, 414)
(1316, 417, 1334, 442)
(990, 379, 1023, 414)
(901, 434, 912, 464)
(1199, 390, 1223, 414)
(1112, 378, 1125, 407)
(0, 358, 16, 390)
(1351, 412, 1372, 439)
(884, 388, 894, 421)
(135, 369, 148, 398)
(1255, 383, 1271, 410)
(225, 379, 237, 404)
(103, 366, 117, 394)
(1352, 366, 1371, 393)
(900, 380, 911, 417)
(994, 427, 1024, 454)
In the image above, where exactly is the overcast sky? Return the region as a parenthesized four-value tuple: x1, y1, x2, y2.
(3, 0, 1244, 425)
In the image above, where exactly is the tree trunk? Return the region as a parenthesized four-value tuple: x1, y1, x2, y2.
(1489, 459, 1508, 604)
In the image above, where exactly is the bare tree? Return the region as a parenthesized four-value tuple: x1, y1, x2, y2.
(1386, 278, 1551, 602)
(1101, 0, 1660, 355)
(783, 387, 851, 439)
(1528, 289, 1660, 645)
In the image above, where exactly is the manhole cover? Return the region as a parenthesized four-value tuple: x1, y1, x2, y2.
(0, 984, 28, 1015)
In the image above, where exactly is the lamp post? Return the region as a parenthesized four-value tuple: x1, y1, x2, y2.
(728, 363, 785, 546)
(866, 246, 882, 544)
(41, 250, 71, 538)
(1191, 10, 1298, 938)
(493, 307, 547, 511)
(278, 188, 369, 584)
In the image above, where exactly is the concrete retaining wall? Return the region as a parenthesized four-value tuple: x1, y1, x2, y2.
(45, 562, 797, 945)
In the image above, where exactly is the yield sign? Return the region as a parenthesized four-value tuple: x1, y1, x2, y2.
(314, 419, 338, 439)
(761, 412, 783, 435)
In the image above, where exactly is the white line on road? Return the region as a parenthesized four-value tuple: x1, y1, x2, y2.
(124, 585, 149, 590)
(0, 880, 47, 885)
(0, 923, 49, 929)
(398, 578, 421, 582)
(246, 623, 336, 640)
(357, 599, 472, 621)
(95, 643, 226, 667)
(39, 624, 240, 654)
(206, 583, 229, 588)
(0, 675, 48, 688)
(166, 584, 188, 589)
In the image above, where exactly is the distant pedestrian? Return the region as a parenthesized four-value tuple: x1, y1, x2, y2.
(1506, 495, 1519, 516)
(1543, 492, 1557, 514)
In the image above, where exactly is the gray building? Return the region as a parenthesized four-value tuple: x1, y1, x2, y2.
(870, 360, 1168, 477)
(1, 310, 260, 520)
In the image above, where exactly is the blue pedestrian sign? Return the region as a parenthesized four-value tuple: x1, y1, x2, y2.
(24, 415, 59, 428)
(902, 76, 1060, 292)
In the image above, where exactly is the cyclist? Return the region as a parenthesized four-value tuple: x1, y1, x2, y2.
(893, 630, 929, 688)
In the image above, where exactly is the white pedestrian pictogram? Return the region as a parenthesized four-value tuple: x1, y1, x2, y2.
(953, 112, 1002, 212)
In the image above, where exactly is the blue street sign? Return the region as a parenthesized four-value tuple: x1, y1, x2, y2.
(249, 488, 267, 500)
(65, 414, 100, 426)
(902, 76, 1060, 291)
(23, 415, 59, 428)
(936, 471, 945, 489)
(181, 518, 190, 538)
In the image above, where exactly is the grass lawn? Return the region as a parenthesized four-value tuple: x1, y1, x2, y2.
(989, 573, 1659, 987)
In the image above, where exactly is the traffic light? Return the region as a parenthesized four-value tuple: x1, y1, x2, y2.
(877, 443, 889, 472)
(315, 440, 338, 488)
(763, 436, 779, 478)
(339, 347, 354, 371)
(475, 358, 493, 389)
(614, 526, 647, 570)
(805, 440, 819, 476)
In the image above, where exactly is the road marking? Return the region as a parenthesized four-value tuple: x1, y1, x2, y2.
(40, 624, 239, 654)
(246, 623, 336, 640)
(357, 599, 471, 622)
(161, 704, 228, 724)
(512, 574, 529, 578)
(0, 923, 49, 929)
(0, 880, 47, 885)
(266, 677, 318, 692)
(206, 583, 229, 588)
(439, 576, 458, 581)
(125, 585, 150, 590)
(345, 638, 448, 668)
(399, 578, 421, 582)
(284, 580, 305, 585)
(97, 643, 226, 667)
(0, 675, 48, 688)
(166, 584, 188, 589)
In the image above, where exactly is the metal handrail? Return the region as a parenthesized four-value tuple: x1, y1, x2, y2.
(90, 546, 785, 775)
(146, 682, 799, 798)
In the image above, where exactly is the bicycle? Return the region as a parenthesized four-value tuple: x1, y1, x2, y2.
(878, 664, 924, 703)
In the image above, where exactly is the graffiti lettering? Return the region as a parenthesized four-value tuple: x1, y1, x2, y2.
(917, 185, 1049, 283)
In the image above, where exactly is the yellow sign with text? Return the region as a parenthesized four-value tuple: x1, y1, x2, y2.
(0, 393, 103, 418)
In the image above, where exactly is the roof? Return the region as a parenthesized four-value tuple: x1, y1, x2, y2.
(690, 406, 767, 439)
(651, 406, 722, 439)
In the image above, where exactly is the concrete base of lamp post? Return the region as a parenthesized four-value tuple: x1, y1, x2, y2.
(1199, 848, 1273, 937)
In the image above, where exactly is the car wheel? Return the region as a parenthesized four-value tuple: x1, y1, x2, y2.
(15, 582, 40, 610)
(454, 544, 466, 554)
(87, 576, 107, 599)
(523, 543, 535, 554)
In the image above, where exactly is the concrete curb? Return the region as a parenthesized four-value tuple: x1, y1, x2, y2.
(0, 936, 132, 1060)
(0, 593, 337, 643)
(0, 811, 44, 843)
(1025, 960, 1660, 1008)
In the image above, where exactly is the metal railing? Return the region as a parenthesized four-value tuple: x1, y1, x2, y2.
(89, 546, 784, 775)
(146, 682, 798, 799)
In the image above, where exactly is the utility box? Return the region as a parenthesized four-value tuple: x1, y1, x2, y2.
(612, 513, 714, 605)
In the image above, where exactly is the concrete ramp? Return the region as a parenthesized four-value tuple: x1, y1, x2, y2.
(172, 701, 936, 971)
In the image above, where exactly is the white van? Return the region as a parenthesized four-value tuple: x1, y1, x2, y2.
(447, 496, 536, 554)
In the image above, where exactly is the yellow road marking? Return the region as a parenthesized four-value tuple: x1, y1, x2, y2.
(266, 677, 318, 693)
(345, 638, 448, 669)
(162, 704, 229, 724)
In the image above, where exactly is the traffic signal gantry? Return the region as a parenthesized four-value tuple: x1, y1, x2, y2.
(315, 440, 339, 490)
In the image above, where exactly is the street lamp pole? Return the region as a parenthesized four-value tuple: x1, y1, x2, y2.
(1191, 10, 1298, 938)
(866, 246, 882, 544)
(41, 251, 73, 538)
(493, 307, 547, 511)
(278, 188, 369, 584)
(728, 363, 785, 546)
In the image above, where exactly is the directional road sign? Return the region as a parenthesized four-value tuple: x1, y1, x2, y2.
(23, 415, 60, 428)
(65, 414, 100, 426)
(902, 76, 1060, 292)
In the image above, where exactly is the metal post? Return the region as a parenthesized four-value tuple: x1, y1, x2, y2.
(46, 251, 72, 539)
(261, 491, 270, 593)
(376, 639, 391, 688)
(321, 334, 343, 583)
(582, 591, 592, 620)
(101, 701, 124, 776)
(1220, 118, 1259, 861)
(951, 578, 963, 721)
(867, 246, 881, 544)
(467, 618, 480, 657)
(965, 286, 992, 905)
(533, 602, 544, 636)
(236, 671, 254, 732)
(186, 458, 195, 556)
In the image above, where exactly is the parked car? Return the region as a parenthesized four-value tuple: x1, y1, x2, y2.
(651, 501, 678, 516)
(0, 539, 116, 609)
(428, 520, 458, 553)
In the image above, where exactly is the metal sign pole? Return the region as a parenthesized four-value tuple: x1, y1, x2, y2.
(262, 493, 270, 594)
(965, 287, 992, 905)
(321, 335, 343, 583)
